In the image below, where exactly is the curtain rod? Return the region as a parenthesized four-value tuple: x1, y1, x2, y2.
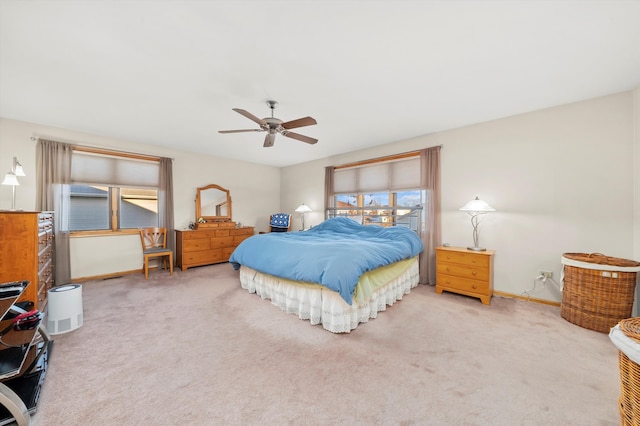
(334, 144, 443, 170)
(31, 136, 175, 161)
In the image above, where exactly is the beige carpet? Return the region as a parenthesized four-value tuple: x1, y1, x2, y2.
(32, 263, 620, 425)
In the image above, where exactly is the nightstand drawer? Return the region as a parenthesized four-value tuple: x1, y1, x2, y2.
(437, 273, 490, 293)
(436, 263, 489, 281)
(438, 250, 490, 267)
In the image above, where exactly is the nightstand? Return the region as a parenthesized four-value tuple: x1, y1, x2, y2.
(435, 246, 495, 305)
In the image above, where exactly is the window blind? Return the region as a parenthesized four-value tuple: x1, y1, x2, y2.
(71, 151, 159, 187)
(333, 156, 420, 194)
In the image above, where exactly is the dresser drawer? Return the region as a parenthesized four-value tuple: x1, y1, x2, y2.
(182, 230, 216, 240)
(38, 257, 53, 280)
(233, 235, 251, 244)
(38, 244, 53, 268)
(38, 268, 53, 303)
(436, 263, 489, 281)
(210, 236, 234, 248)
(37, 230, 52, 250)
(438, 250, 489, 268)
(436, 273, 490, 294)
(183, 249, 224, 265)
(222, 247, 235, 259)
(231, 227, 254, 236)
(38, 215, 53, 232)
(183, 238, 211, 251)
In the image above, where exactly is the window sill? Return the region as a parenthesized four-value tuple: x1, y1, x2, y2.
(70, 229, 140, 238)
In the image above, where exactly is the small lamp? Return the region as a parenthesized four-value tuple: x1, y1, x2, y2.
(2, 157, 25, 211)
(459, 196, 495, 251)
(295, 204, 312, 230)
(13, 158, 25, 177)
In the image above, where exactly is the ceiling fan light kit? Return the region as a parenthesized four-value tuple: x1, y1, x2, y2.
(219, 100, 318, 147)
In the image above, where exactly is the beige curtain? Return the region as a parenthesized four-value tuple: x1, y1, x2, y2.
(419, 146, 442, 285)
(36, 139, 72, 286)
(324, 166, 334, 219)
(158, 157, 175, 255)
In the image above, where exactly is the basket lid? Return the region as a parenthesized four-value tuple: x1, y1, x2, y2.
(619, 318, 640, 344)
(562, 252, 640, 268)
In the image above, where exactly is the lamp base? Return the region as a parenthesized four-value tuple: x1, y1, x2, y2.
(467, 247, 487, 251)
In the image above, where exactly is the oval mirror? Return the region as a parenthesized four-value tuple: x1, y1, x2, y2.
(196, 184, 232, 223)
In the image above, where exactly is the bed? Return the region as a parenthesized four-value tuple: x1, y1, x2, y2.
(229, 217, 423, 333)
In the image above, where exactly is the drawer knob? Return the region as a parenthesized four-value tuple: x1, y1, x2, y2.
(472, 271, 477, 276)
(445, 280, 450, 284)
(446, 267, 450, 272)
(472, 284, 477, 289)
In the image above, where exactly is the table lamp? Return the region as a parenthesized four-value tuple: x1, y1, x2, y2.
(295, 204, 312, 230)
(459, 196, 495, 251)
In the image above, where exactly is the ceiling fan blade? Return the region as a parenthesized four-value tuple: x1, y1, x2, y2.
(232, 108, 267, 126)
(283, 131, 318, 145)
(263, 133, 276, 148)
(218, 129, 264, 134)
(281, 116, 317, 130)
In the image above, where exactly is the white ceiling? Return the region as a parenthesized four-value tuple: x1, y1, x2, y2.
(1, 1, 640, 167)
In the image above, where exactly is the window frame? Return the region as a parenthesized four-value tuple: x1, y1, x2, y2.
(326, 151, 424, 231)
(69, 147, 161, 238)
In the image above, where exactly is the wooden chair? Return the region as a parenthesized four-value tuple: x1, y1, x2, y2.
(139, 227, 174, 280)
(268, 213, 291, 232)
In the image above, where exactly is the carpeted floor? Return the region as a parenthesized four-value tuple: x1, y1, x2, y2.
(32, 263, 620, 425)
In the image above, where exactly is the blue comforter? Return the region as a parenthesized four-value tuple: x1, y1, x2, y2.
(229, 217, 423, 305)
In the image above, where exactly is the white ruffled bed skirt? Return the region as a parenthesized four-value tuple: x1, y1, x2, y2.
(238, 259, 419, 333)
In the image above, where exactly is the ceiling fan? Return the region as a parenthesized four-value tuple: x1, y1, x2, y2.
(219, 100, 318, 148)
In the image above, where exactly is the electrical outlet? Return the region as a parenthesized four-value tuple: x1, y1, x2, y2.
(539, 270, 553, 278)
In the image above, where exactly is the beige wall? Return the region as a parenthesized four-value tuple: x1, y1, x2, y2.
(282, 91, 636, 303)
(1, 90, 636, 299)
(0, 118, 280, 279)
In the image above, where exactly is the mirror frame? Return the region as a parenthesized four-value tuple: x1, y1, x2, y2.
(195, 184, 232, 223)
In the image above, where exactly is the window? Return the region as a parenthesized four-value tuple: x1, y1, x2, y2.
(327, 154, 423, 232)
(119, 188, 159, 229)
(69, 149, 161, 233)
(332, 190, 423, 230)
(69, 185, 159, 231)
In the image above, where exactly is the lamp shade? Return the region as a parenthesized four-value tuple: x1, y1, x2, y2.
(459, 197, 495, 213)
(295, 204, 312, 213)
(14, 162, 25, 177)
(1, 172, 19, 186)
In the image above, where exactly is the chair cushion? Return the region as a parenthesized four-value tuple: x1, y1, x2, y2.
(270, 213, 290, 229)
(144, 247, 172, 254)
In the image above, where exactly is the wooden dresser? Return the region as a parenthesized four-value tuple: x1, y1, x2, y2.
(0, 211, 55, 310)
(435, 246, 495, 305)
(176, 226, 254, 271)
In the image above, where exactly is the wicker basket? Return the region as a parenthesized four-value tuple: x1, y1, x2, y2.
(561, 253, 640, 333)
(616, 318, 640, 426)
